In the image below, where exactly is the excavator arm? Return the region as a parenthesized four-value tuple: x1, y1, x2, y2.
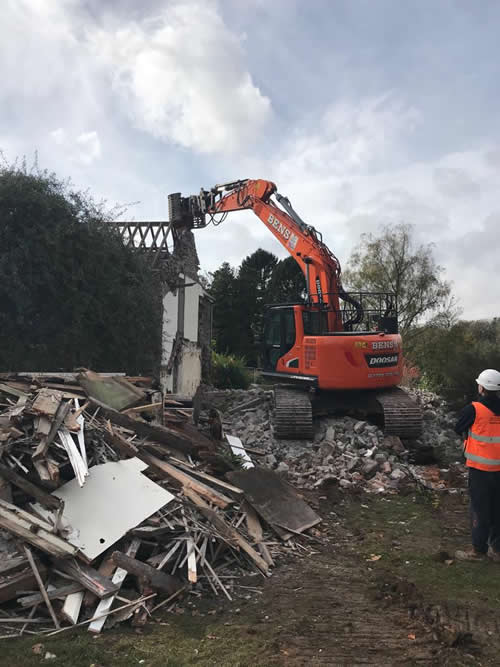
(168, 178, 363, 330)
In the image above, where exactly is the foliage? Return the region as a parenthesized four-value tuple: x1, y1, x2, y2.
(208, 251, 306, 365)
(210, 350, 251, 389)
(208, 262, 241, 356)
(343, 223, 451, 338)
(408, 318, 500, 403)
(236, 249, 278, 364)
(267, 255, 306, 303)
(0, 160, 162, 373)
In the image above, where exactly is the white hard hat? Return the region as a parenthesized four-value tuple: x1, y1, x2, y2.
(476, 369, 500, 392)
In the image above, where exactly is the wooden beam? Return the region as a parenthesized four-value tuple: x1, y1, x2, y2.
(18, 583, 84, 608)
(0, 499, 77, 559)
(140, 454, 234, 509)
(111, 551, 182, 596)
(0, 563, 47, 604)
(107, 430, 233, 509)
(89, 398, 195, 454)
(54, 559, 120, 599)
(169, 459, 244, 495)
(0, 462, 62, 510)
(24, 546, 60, 629)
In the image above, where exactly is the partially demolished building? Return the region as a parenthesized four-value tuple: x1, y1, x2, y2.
(113, 220, 212, 397)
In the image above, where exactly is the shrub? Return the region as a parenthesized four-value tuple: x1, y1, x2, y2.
(210, 351, 251, 389)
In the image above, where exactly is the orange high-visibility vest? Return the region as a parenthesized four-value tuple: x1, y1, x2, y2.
(464, 402, 500, 471)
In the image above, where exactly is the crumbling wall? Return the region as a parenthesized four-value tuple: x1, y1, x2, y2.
(175, 341, 202, 397)
(159, 225, 211, 397)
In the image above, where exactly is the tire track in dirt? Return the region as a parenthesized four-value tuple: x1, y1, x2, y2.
(261, 549, 439, 666)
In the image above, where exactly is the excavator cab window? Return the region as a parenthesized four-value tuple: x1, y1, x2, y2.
(302, 310, 329, 335)
(262, 307, 296, 370)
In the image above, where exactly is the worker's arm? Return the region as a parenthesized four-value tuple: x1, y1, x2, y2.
(454, 404, 476, 437)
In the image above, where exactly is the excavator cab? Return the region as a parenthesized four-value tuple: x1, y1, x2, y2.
(262, 306, 298, 372)
(261, 292, 402, 391)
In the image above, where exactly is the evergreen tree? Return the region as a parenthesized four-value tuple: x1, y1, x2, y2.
(0, 162, 161, 373)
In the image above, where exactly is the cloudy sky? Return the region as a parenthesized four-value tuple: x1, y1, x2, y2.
(2, 0, 499, 318)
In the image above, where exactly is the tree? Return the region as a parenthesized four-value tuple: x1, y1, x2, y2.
(236, 249, 278, 364)
(343, 223, 451, 338)
(409, 318, 500, 403)
(267, 256, 306, 304)
(0, 161, 162, 373)
(208, 262, 240, 355)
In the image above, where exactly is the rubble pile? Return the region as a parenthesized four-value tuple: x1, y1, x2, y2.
(210, 386, 466, 495)
(0, 373, 319, 639)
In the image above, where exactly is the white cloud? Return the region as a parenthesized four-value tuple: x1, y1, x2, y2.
(90, 1, 272, 154)
(75, 131, 101, 164)
(50, 128, 67, 145)
(1, 1, 80, 98)
(433, 167, 480, 198)
(49, 128, 101, 165)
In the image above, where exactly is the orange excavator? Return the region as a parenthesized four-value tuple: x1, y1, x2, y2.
(168, 179, 422, 440)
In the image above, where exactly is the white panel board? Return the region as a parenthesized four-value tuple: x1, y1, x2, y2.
(226, 434, 254, 469)
(35, 458, 173, 561)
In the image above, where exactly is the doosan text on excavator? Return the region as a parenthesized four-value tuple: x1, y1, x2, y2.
(168, 179, 422, 440)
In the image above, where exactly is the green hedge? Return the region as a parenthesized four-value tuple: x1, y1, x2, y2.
(210, 351, 251, 389)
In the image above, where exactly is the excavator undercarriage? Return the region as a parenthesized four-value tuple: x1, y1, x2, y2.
(273, 385, 423, 441)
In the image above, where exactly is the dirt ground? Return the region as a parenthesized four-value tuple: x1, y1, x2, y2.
(2, 485, 500, 666)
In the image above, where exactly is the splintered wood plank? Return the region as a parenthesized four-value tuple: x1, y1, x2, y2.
(0, 562, 47, 603)
(92, 398, 195, 454)
(24, 546, 60, 629)
(0, 462, 62, 510)
(169, 459, 244, 496)
(31, 389, 63, 418)
(54, 559, 120, 599)
(33, 400, 71, 461)
(61, 591, 84, 625)
(0, 382, 30, 399)
(18, 582, 84, 608)
(183, 487, 269, 574)
(186, 537, 197, 584)
(139, 454, 234, 509)
(88, 538, 141, 634)
(0, 499, 77, 559)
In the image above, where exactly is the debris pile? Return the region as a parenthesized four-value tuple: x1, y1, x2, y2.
(210, 386, 466, 495)
(0, 372, 319, 638)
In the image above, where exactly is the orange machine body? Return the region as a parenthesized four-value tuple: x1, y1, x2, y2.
(264, 304, 403, 390)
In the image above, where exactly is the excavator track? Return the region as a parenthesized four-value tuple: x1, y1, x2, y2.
(273, 387, 314, 440)
(375, 388, 422, 439)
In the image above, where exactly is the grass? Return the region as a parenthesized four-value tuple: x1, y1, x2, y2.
(341, 492, 500, 612)
(0, 606, 276, 667)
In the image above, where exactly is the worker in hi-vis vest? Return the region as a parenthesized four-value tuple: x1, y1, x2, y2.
(455, 369, 500, 561)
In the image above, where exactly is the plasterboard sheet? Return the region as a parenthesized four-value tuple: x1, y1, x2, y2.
(35, 458, 173, 561)
(226, 434, 254, 469)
